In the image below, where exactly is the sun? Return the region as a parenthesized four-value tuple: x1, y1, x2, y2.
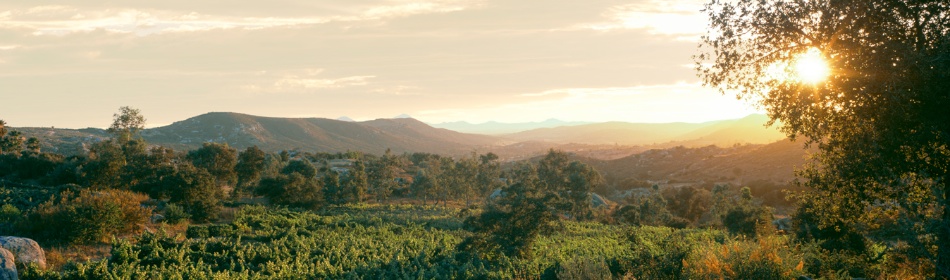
(793, 48, 830, 84)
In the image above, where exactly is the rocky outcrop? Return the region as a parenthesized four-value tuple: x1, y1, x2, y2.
(0, 247, 16, 280)
(0, 237, 45, 269)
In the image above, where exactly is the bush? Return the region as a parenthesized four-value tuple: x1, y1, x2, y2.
(163, 203, 190, 224)
(0, 204, 20, 223)
(17, 189, 151, 245)
(186, 225, 210, 239)
(685, 235, 804, 279)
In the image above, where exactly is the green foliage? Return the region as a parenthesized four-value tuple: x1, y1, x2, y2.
(684, 236, 804, 279)
(162, 203, 190, 224)
(698, 0, 950, 274)
(187, 142, 238, 187)
(23, 204, 633, 279)
(281, 159, 316, 178)
(343, 160, 368, 203)
(17, 189, 151, 245)
(616, 188, 678, 227)
(0, 203, 21, 223)
(164, 163, 222, 222)
(368, 149, 399, 202)
(81, 140, 127, 189)
(107, 106, 146, 144)
(662, 186, 712, 224)
(256, 173, 322, 209)
(323, 169, 345, 205)
(235, 146, 267, 194)
(458, 182, 561, 260)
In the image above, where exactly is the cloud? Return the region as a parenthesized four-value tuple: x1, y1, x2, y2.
(276, 75, 376, 90)
(0, 1, 478, 36)
(574, 0, 706, 40)
(416, 82, 760, 123)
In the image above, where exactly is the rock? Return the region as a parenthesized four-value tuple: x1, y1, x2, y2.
(0, 247, 15, 280)
(0, 237, 46, 269)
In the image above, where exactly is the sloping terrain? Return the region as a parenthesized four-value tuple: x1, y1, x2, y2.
(503, 114, 786, 147)
(14, 112, 503, 155)
(590, 138, 812, 187)
(430, 119, 592, 135)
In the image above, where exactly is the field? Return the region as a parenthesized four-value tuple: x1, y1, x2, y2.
(15, 203, 818, 279)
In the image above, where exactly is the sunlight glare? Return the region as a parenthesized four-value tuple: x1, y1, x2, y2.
(794, 48, 830, 84)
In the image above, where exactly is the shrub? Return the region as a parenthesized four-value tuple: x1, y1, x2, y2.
(0, 203, 20, 223)
(558, 257, 613, 280)
(684, 235, 804, 279)
(163, 203, 190, 224)
(186, 225, 210, 239)
(17, 189, 151, 245)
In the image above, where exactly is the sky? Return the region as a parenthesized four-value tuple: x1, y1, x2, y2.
(0, 0, 761, 128)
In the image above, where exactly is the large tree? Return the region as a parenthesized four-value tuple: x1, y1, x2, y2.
(697, 0, 950, 276)
(187, 142, 238, 188)
(107, 106, 146, 144)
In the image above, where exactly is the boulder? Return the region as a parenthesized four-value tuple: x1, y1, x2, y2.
(0, 237, 46, 269)
(0, 247, 15, 280)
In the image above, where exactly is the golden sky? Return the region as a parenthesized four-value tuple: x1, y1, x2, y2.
(0, 0, 759, 128)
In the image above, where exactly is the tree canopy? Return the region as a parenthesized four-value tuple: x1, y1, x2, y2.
(107, 106, 146, 144)
(696, 0, 950, 276)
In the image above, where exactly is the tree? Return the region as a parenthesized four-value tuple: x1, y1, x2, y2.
(82, 140, 127, 189)
(107, 106, 146, 144)
(165, 163, 221, 222)
(343, 160, 368, 203)
(25, 137, 41, 154)
(0, 130, 24, 156)
(564, 161, 604, 220)
(256, 173, 322, 209)
(234, 146, 267, 196)
(697, 0, 949, 275)
(187, 142, 237, 188)
(368, 149, 399, 202)
(323, 169, 344, 205)
(282, 159, 316, 178)
(458, 181, 561, 260)
(475, 152, 504, 202)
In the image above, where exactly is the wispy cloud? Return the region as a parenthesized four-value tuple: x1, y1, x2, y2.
(417, 82, 760, 124)
(276, 75, 376, 90)
(0, 1, 477, 36)
(573, 0, 706, 40)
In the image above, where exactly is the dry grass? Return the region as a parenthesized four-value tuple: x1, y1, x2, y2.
(44, 244, 111, 271)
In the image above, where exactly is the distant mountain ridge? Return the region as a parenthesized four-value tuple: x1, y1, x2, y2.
(430, 119, 592, 134)
(11, 113, 786, 157)
(141, 112, 500, 155)
(15, 112, 502, 156)
(503, 114, 785, 147)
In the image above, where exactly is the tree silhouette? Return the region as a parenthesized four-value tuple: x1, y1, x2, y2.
(697, 0, 950, 275)
(107, 106, 146, 144)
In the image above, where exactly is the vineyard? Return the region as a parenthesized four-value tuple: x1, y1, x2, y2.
(13, 203, 844, 279)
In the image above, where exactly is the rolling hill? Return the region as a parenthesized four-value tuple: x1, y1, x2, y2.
(502, 114, 786, 147)
(11, 113, 789, 159)
(15, 112, 504, 156)
(430, 119, 592, 135)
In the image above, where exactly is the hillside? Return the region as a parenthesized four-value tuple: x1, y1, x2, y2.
(15, 112, 504, 156)
(430, 119, 592, 135)
(590, 138, 811, 188)
(503, 114, 786, 147)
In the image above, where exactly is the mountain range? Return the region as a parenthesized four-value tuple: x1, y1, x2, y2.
(503, 114, 785, 147)
(11, 113, 788, 157)
(430, 119, 593, 135)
